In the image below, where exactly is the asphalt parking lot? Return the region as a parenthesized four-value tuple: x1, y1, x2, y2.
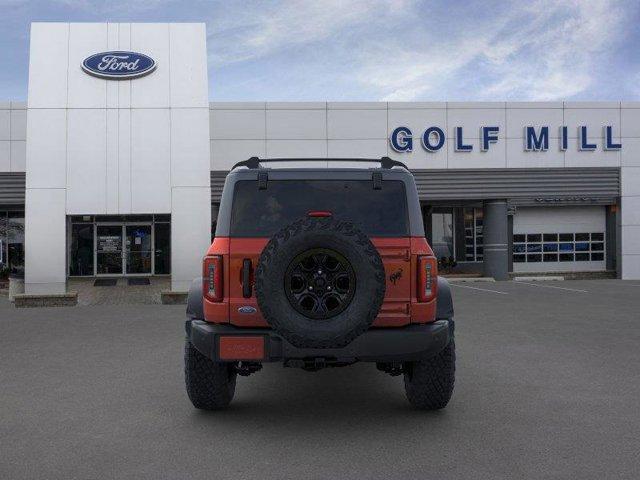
(1, 279, 640, 480)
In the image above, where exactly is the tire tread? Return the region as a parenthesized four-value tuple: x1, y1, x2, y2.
(255, 217, 385, 348)
(184, 341, 237, 410)
(404, 339, 456, 410)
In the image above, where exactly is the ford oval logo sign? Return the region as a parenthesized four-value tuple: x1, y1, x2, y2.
(82, 51, 156, 80)
(238, 306, 257, 314)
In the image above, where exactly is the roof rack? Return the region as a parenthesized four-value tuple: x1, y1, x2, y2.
(231, 157, 408, 170)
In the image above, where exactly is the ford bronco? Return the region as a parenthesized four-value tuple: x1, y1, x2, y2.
(184, 157, 455, 410)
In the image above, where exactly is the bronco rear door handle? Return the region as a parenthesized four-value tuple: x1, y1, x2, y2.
(242, 259, 252, 298)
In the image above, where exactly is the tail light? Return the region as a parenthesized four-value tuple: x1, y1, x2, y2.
(203, 255, 223, 302)
(417, 255, 438, 302)
(307, 210, 332, 217)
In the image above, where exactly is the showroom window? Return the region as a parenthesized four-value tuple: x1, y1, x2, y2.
(68, 214, 171, 276)
(0, 211, 25, 275)
(513, 232, 605, 263)
(463, 208, 484, 262)
(430, 208, 454, 260)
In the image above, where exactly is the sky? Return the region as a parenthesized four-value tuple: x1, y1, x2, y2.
(1, 0, 639, 102)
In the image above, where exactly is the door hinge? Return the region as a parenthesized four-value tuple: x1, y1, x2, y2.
(242, 259, 252, 298)
(372, 171, 382, 189)
(258, 172, 268, 190)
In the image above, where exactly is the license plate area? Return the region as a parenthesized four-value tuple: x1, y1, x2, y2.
(218, 335, 265, 361)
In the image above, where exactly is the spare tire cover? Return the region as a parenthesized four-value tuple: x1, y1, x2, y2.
(255, 216, 385, 349)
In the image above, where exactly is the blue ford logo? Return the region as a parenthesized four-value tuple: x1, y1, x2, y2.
(238, 306, 257, 314)
(82, 51, 156, 80)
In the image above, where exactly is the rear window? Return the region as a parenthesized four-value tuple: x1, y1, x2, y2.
(230, 180, 409, 237)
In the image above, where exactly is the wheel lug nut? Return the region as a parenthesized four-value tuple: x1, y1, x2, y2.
(327, 286, 332, 290)
(308, 286, 313, 290)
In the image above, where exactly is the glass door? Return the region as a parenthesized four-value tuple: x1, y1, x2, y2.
(125, 225, 152, 275)
(431, 208, 455, 260)
(96, 225, 124, 275)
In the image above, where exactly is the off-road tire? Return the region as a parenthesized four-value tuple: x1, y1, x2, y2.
(403, 338, 456, 410)
(184, 341, 237, 410)
(255, 216, 385, 349)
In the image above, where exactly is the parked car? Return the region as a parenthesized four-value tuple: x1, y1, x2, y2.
(184, 157, 455, 410)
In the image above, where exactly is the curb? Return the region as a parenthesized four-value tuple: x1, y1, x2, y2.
(514, 276, 565, 282)
(445, 277, 496, 283)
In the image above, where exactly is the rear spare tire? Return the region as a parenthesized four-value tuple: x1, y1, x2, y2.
(255, 216, 385, 349)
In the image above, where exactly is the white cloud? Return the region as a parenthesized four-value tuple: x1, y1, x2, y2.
(208, 0, 413, 66)
(208, 0, 631, 101)
(357, 0, 628, 101)
(18, 0, 177, 11)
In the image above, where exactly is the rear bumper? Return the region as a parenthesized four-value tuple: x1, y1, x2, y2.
(185, 320, 452, 364)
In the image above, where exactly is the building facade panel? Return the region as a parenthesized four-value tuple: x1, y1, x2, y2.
(210, 108, 266, 140)
(105, 109, 119, 213)
(446, 106, 507, 141)
(66, 108, 108, 214)
(266, 109, 327, 139)
(0, 109, 10, 140)
(130, 23, 171, 109)
(327, 109, 387, 140)
(170, 108, 211, 188)
(10, 109, 26, 141)
(169, 23, 209, 108)
(505, 107, 564, 138)
(171, 186, 211, 291)
(621, 138, 640, 166)
(27, 23, 69, 108)
(621, 107, 640, 138)
(505, 138, 565, 168)
(10, 142, 26, 172)
(564, 143, 620, 168)
(67, 23, 108, 109)
(621, 195, 640, 226)
(25, 109, 67, 189)
(211, 139, 266, 170)
(445, 137, 507, 169)
(327, 139, 388, 159)
(265, 139, 328, 159)
(386, 145, 439, 170)
(563, 105, 621, 139)
(130, 108, 172, 213)
(0, 142, 9, 171)
(116, 23, 132, 108)
(621, 225, 640, 255)
(117, 109, 132, 213)
(25, 188, 66, 293)
(0, 103, 27, 173)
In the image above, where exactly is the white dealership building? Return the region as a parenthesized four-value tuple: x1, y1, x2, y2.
(1, 22, 640, 297)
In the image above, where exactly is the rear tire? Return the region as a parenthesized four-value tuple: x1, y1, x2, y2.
(403, 338, 455, 410)
(184, 341, 237, 410)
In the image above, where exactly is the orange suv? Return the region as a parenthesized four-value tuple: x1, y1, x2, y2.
(184, 157, 455, 410)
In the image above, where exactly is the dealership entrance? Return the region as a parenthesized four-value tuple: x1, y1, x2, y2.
(68, 215, 171, 278)
(95, 224, 152, 275)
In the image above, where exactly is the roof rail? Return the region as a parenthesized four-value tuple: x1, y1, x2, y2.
(231, 157, 408, 170)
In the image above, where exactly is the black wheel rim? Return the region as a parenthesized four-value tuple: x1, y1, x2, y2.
(284, 248, 356, 320)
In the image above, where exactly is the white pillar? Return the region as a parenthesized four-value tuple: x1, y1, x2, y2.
(171, 187, 211, 292)
(621, 166, 640, 279)
(25, 189, 66, 294)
